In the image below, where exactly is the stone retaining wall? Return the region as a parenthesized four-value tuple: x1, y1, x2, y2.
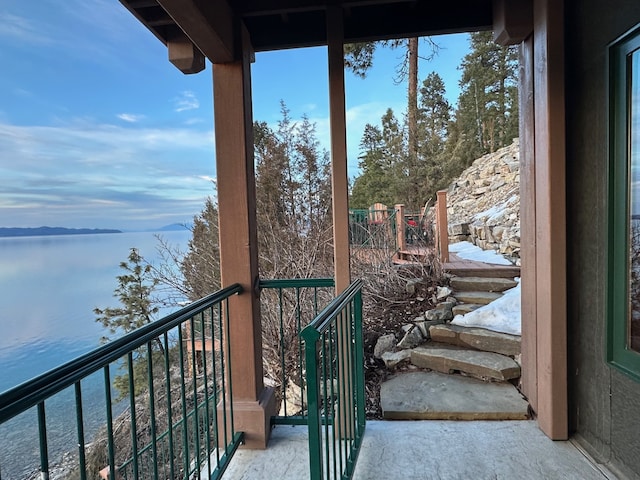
(445, 139, 520, 262)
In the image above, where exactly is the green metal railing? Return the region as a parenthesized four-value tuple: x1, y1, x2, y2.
(301, 279, 366, 480)
(349, 208, 397, 249)
(259, 278, 335, 424)
(0, 285, 244, 480)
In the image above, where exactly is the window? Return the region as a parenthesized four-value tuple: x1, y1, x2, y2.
(609, 25, 640, 380)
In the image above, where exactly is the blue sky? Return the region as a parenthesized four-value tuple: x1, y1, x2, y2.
(0, 0, 471, 231)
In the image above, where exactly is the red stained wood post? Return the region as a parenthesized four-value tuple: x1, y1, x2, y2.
(436, 190, 449, 263)
(395, 204, 406, 253)
(212, 28, 276, 449)
(327, 5, 351, 294)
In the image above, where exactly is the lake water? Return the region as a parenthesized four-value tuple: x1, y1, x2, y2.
(0, 230, 191, 479)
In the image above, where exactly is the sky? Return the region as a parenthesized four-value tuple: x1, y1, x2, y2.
(0, 0, 473, 231)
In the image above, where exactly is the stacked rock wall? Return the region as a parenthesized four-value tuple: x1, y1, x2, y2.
(445, 139, 520, 261)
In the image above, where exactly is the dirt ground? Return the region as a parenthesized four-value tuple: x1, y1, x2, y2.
(359, 263, 444, 419)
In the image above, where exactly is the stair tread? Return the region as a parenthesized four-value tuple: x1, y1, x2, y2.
(429, 324, 521, 356)
(450, 276, 518, 292)
(411, 343, 520, 381)
(453, 291, 502, 305)
(381, 371, 528, 420)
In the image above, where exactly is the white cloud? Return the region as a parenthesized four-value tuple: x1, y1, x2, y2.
(0, 120, 216, 230)
(117, 113, 144, 123)
(0, 13, 52, 45)
(174, 91, 200, 112)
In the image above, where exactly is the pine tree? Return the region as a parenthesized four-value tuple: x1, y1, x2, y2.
(453, 31, 519, 166)
(94, 248, 162, 398)
(94, 248, 159, 339)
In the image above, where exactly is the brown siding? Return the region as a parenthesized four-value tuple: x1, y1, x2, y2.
(566, 1, 640, 477)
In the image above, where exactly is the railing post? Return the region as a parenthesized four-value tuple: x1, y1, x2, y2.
(395, 204, 406, 252)
(436, 190, 449, 263)
(302, 330, 323, 480)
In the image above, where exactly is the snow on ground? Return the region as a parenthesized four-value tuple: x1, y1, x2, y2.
(448, 241, 513, 265)
(448, 241, 521, 336)
(451, 281, 521, 336)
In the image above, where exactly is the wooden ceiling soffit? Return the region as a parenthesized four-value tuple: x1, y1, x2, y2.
(493, 0, 533, 45)
(244, 0, 493, 52)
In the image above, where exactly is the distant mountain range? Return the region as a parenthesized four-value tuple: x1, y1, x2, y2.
(0, 226, 122, 238)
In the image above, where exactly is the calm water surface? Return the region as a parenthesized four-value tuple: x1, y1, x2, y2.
(0, 230, 190, 478)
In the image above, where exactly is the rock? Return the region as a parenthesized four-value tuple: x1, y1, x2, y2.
(381, 350, 412, 369)
(450, 276, 518, 292)
(415, 319, 446, 338)
(374, 334, 397, 358)
(397, 326, 424, 349)
(279, 380, 305, 417)
(425, 302, 454, 322)
(411, 345, 521, 381)
(445, 139, 521, 259)
(452, 304, 482, 316)
(429, 324, 521, 356)
(380, 371, 529, 420)
(448, 223, 470, 235)
(406, 278, 422, 295)
(436, 285, 452, 300)
(453, 291, 502, 305)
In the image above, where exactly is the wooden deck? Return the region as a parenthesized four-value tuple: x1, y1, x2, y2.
(394, 248, 520, 279)
(442, 252, 520, 278)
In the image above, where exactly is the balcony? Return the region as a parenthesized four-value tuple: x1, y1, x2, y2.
(0, 277, 616, 479)
(223, 420, 613, 480)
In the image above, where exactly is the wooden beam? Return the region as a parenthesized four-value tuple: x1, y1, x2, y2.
(327, 5, 351, 293)
(519, 35, 538, 412)
(213, 27, 276, 448)
(157, 0, 236, 63)
(533, 0, 567, 440)
(168, 30, 205, 74)
(493, 0, 533, 46)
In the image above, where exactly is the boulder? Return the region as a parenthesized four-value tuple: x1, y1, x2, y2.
(374, 334, 396, 358)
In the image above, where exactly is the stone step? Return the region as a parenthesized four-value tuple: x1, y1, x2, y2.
(429, 324, 521, 356)
(450, 276, 518, 292)
(411, 344, 520, 381)
(453, 291, 502, 305)
(380, 371, 529, 420)
(452, 303, 482, 316)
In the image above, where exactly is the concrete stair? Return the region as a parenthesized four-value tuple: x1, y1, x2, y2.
(380, 274, 526, 421)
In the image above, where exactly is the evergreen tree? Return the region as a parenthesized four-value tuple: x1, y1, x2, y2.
(417, 71, 452, 196)
(453, 31, 519, 166)
(95, 248, 159, 339)
(94, 248, 162, 398)
(180, 197, 221, 302)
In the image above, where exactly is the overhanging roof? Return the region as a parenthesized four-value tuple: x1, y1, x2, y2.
(120, 0, 493, 67)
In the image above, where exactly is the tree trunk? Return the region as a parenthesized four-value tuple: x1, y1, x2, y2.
(407, 37, 419, 210)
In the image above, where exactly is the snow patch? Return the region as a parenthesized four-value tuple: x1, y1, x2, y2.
(451, 281, 521, 336)
(448, 241, 512, 266)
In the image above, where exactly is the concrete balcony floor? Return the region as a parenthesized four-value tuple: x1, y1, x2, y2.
(223, 420, 616, 479)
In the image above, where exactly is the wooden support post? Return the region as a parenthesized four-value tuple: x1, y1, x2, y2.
(532, 0, 567, 440)
(395, 204, 406, 253)
(436, 191, 449, 263)
(327, 5, 353, 440)
(212, 28, 276, 449)
(327, 4, 351, 294)
(519, 35, 538, 413)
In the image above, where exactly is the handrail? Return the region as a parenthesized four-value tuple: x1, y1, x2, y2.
(301, 279, 366, 480)
(259, 278, 335, 289)
(301, 280, 362, 339)
(0, 283, 242, 423)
